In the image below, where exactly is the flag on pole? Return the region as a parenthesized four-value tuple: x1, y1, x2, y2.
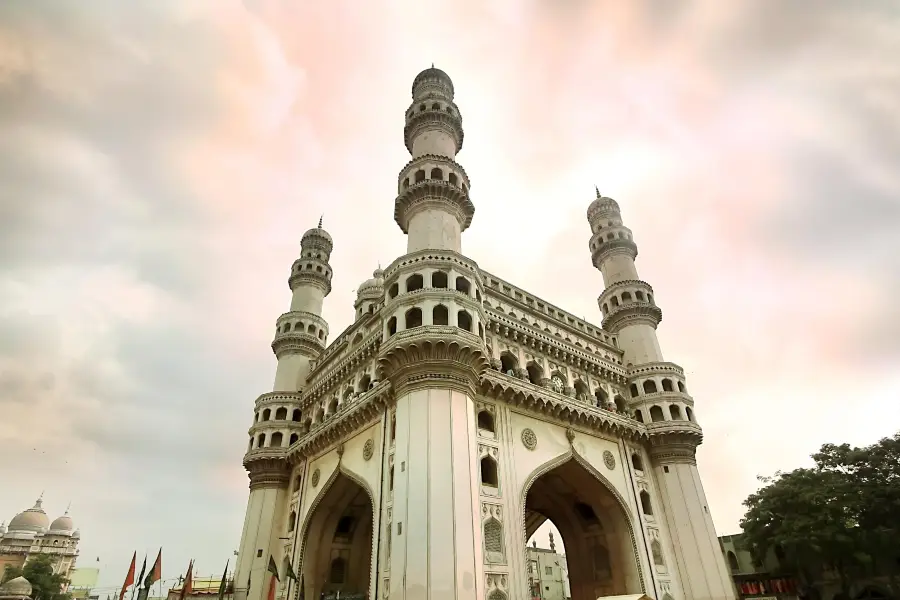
(144, 549, 162, 589)
(131, 555, 147, 600)
(266, 555, 279, 582)
(178, 559, 194, 600)
(119, 552, 137, 600)
(266, 555, 279, 600)
(282, 556, 297, 582)
(217, 560, 230, 600)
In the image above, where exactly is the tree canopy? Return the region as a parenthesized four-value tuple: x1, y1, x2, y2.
(740, 432, 900, 597)
(1, 554, 71, 600)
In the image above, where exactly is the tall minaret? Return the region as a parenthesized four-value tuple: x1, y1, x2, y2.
(234, 221, 333, 600)
(395, 66, 474, 253)
(378, 68, 488, 600)
(587, 191, 736, 600)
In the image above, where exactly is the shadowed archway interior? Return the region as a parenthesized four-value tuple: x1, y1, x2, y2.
(524, 459, 642, 599)
(300, 472, 374, 600)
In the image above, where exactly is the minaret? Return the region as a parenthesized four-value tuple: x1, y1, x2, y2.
(378, 67, 488, 600)
(395, 66, 474, 253)
(234, 220, 334, 600)
(587, 191, 736, 600)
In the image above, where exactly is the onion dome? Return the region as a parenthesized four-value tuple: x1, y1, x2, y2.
(7, 498, 49, 533)
(300, 216, 333, 252)
(0, 576, 32, 597)
(355, 268, 385, 313)
(412, 65, 454, 97)
(587, 186, 621, 222)
(49, 512, 74, 534)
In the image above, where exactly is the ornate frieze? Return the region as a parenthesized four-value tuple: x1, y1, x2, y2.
(245, 456, 291, 490)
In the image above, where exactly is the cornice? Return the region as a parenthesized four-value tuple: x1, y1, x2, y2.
(631, 390, 694, 408)
(383, 249, 483, 284)
(487, 315, 627, 383)
(383, 286, 485, 319)
(601, 303, 663, 333)
(394, 180, 475, 233)
(403, 108, 464, 153)
(479, 370, 647, 441)
(271, 331, 324, 359)
(378, 326, 488, 396)
(591, 238, 639, 268)
(287, 270, 332, 297)
(397, 154, 471, 189)
(287, 381, 392, 459)
(647, 426, 703, 465)
(627, 361, 684, 379)
(244, 455, 291, 489)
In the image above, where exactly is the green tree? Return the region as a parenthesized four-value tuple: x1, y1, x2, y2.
(741, 432, 900, 598)
(0, 554, 71, 600)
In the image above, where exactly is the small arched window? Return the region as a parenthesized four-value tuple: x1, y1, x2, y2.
(414, 169, 426, 183)
(640, 490, 653, 516)
(629, 384, 639, 398)
(406, 274, 424, 292)
(270, 432, 283, 447)
(455, 277, 471, 295)
(477, 410, 495, 434)
(358, 374, 371, 392)
(500, 352, 517, 374)
(288, 511, 296, 532)
(457, 310, 472, 332)
(526, 362, 543, 385)
(480, 456, 499, 487)
(614, 395, 627, 413)
(631, 453, 644, 471)
(727, 550, 739, 571)
(430, 167, 443, 179)
(686, 407, 694, 422)
(669, 405, 683, 420)
(634, 410, 644, 423)
(448, 172, 458, 186)
(662, 378, 674, 392)
(292, 409, 301, 422)
(387, 316, 397, 337)
(677, 381, 686, 393)
(643, 380, 658, 394)
(289, 433, 298, 445)
(431, 271, 448, 288)
(433, 304, 449, 326)
(405, 307, 423, 329)
(389, 283, 399, 299)
(595, 386, 608, 406)
(650, 405, 665, 422)
(262, 409, 271, 421)
(275, 407, 287, 420)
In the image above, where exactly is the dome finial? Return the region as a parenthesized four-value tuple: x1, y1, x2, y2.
(595, 185, 601, 199)
(318, 215, 323, 229)
(65, 501, 71, 515)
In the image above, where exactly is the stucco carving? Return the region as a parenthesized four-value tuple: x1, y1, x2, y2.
(603, 449, 616, 470)
(521, 428, 537, 451)
(310, 468, 320, 487)
(362, 438, 374, 461)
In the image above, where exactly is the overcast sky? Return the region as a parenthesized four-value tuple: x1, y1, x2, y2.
(1, 0, 898, 592)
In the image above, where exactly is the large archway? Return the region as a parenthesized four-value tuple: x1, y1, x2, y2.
(298, 471, 374, 600)
(524, 457, 642, 599)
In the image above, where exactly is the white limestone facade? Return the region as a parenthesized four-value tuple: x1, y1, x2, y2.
(232, 67, 736, 600)
(0, 498, 80, 586)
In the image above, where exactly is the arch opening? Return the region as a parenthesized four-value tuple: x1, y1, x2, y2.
(298, 472, 374, 600)
(524, 459, 642, 599)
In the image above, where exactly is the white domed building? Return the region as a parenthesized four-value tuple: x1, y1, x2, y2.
(0, 498, 80, 585)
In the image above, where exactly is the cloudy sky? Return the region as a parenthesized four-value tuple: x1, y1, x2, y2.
(1, 0, 898, 591)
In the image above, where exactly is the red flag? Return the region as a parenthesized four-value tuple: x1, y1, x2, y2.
(119, 552, 137, 600)
(144, 549, 162, 588)
(179, 560, 194, 600)
(266, 575, 276, 600)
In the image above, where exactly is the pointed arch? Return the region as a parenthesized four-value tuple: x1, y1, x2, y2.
(520, 448, 647, 596)
(295, 462, 378, 600)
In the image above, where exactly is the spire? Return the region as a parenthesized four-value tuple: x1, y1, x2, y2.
(65, 501, 71, 515)
(595, 185, 601, 198)
(317, 215, 323, 229)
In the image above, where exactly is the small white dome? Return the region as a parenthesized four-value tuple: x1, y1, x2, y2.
(355, 268, 385, 307)
(7, 499, 49, 533)
(0, 576, 32, 597)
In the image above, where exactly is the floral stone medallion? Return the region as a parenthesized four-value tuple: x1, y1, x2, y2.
(521, 428, 537, 451)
